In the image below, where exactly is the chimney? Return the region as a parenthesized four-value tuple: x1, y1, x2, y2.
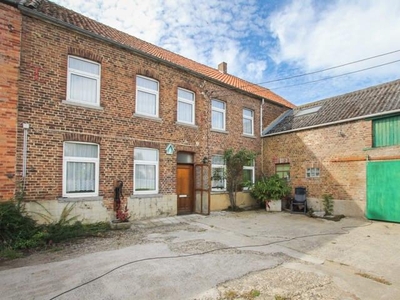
(218, 62, 227, 74)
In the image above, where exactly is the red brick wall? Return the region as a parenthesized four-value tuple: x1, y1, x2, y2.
(0, 3, 21, 201)
(17, 15, 286, 204)
(263, 120, 400, 202)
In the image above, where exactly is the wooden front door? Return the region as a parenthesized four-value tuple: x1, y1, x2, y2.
(177, 164, 194, 214)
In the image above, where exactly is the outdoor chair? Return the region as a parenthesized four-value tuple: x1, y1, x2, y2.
(291, 187, 307, 214)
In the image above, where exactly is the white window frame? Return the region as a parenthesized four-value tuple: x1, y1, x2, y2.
(242, 160, 255, 190)
(211, 155, 226, 191)
(243, 108, 254, 135)
(306, 167, 320, 178)
(134, 148, 159, 195)
(62, 142, 99, 198)
(177, 88, 195, 125)
(135, 75, 159, 117)
(67, 56, 101, 106)
(211, 99, 226, 131)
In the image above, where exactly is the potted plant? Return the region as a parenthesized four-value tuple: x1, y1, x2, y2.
(249, 174, 291, 211)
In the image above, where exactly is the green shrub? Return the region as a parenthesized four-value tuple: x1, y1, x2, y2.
(322, 194, 334, 216)
(0, 201, 39, 248)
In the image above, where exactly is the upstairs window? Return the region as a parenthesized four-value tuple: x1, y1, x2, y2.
(134, 148, 159, 194)
(177, 88, 195, 124)
(373, 115, 400, 147)
(212, 100, 226, 130)
(67, 56, 101, 106)
(136, 76, 159, 117)
(211, 155, 226, 191)
(243, 108, 254, 135)
(63, 142, 99, 197)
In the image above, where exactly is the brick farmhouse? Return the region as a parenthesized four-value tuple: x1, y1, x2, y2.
(1, 0, 399, 222)
(0, 0, 292, 222)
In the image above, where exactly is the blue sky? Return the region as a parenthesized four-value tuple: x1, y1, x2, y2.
(53, 0, 400, 106)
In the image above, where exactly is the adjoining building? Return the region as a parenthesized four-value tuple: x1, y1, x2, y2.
(263, 80, 400, 222)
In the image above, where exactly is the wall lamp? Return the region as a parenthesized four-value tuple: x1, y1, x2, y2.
(202, 157, 209, 164)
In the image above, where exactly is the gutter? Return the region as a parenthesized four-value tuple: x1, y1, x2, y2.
(263, 108, 400, 137)
(17, 5, 288, 108)
(0, 0, 19, 7)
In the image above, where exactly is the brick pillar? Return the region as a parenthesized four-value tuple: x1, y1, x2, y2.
(0, 3, 21, 200)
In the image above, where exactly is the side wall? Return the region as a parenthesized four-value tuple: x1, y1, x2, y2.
(0, 3, 20, 200)
(263, 120, 400, 217)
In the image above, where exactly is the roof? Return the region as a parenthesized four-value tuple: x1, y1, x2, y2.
(17, 0, 294, 108)
(263, 79, 400, 136)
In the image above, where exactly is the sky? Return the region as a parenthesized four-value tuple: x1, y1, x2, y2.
(53, 0, 400, 106)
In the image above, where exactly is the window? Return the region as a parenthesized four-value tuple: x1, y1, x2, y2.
(295, 105, 322, 116)
(63, 142, 99, 197)
(67, 56, 100, 106)
(136, 76, 159, 117)
(306, 167, 320, 178)
(276, 163, 290, 180)
(243, 108, 254, 135)
(177, 88, 195, 124)
(212, 99, 226, 130)
(134, 148, 159, 194)
(242, 160, 255, 189)
(211, 155, 226, 191)
(373, 115, 400, 147)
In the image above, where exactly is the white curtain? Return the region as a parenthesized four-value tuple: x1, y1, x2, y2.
(243, 118, 252, 134)
(135, 164, 156, 191)
(137, 90, 156, 115)
(65, 143, 98, 193)
(66, 162, 95, 193)
(212, 110, 224, 129)
(70, 74, 97, 103)
(178, 101, 193, 123)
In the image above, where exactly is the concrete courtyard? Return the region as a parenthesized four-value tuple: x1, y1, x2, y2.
(1, 211, 399, 299)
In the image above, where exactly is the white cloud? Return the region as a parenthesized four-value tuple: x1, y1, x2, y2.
(269, 0, 400, 75)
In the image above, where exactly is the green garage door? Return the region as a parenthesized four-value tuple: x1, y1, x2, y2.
(366, 160, 400, 223)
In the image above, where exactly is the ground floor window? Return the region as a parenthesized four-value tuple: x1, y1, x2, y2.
(211, 155, 226, 191)
(243, 160, 255, 189)
(63, 142, 99, 197)
(134, 148, 159, 194)
(276, 163, 290, 180)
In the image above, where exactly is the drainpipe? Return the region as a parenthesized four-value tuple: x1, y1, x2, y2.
(22, 123, 29, 189)
(260, 98, 264, 175)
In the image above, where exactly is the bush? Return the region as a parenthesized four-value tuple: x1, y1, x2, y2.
(249, 174, 291, 205)
(0, 201, 39, 249)
(0, 200, 111, 257)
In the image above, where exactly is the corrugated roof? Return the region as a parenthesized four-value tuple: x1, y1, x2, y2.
(18, 0, 294, 108)
(263, 79, 400, 135)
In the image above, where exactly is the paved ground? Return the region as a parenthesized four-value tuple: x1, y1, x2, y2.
(1, 211, 400, 299)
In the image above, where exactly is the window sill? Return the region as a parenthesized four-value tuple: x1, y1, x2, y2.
(130, 193, 163, 199)
(211, 190, 227, 194)
(134, 113, 162, 122)
(242, 134, 256, 139)
(176, 122, 198, 129)
(62, 100, 103, 110)
(58, 196, 103, 202)
(211, 129, 229, 134)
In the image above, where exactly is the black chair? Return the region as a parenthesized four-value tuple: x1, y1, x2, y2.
(291, 187, 307, 214)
